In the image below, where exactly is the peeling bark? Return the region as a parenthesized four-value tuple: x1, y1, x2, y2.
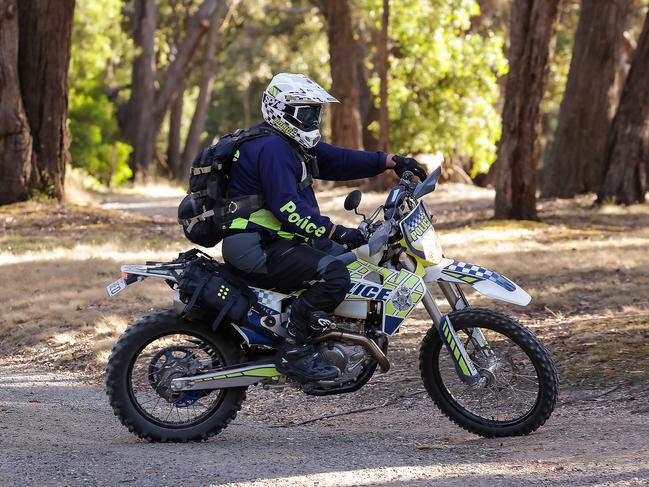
(495, 0, 560, 220)
(543, 0, 633, 197)
(597, 10, 649, 205)
(0, 0, 32, 204)
(16, 0, 74, 200)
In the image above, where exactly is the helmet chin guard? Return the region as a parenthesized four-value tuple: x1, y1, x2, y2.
(261, 73, 339, 149)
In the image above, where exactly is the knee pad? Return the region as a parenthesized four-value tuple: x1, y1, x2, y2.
(322, 260, 351, 299)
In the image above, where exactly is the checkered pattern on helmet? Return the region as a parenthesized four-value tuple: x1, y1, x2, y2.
(261, 73, 337, 149)
(445, 260, 516, 292)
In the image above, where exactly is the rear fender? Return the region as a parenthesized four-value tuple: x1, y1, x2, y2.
(121, 263, 183, 282)
(424, 258, 531, 306)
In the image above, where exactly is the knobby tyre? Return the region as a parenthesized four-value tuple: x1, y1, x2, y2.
(419, 308, 558, 437)
(106, 309, 247, 442)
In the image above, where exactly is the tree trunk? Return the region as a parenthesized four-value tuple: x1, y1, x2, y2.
(167, 89, 184, 179)
(124, 0, 218, 179)
(153, 0, 220, 133)
(182, 0, 232, 172)
(0, 0, 32, 204)
(16, 0, 74, 200)
(494, 0, 560, 220)
(543, 0, 633, 198)
(356, 32, 380, 152)
(313, 0, 363, 149)
(377, 0, 390, 152)
(126, 0, 156, 178)
(597, 10, 649, 205)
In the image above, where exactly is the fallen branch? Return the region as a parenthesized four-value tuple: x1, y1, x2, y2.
(271, 389, 427, 428)
(561, 384, 621, 405)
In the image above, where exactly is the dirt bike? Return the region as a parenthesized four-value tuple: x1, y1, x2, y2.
(105, 161, 558, 443)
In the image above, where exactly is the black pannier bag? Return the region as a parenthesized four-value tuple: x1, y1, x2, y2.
(175, 250, 256, 330)
(178, 127, 277, 247)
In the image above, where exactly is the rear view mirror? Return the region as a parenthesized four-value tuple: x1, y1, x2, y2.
(344, 190, 362, 211)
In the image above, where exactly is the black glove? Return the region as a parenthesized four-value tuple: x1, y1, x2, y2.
(392, 155, 427, 181)
(330, 224, 365, 250)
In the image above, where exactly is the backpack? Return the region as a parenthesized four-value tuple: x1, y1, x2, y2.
(177, 127, 277, 247)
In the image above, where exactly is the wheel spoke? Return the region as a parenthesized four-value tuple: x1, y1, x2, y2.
(436, 325, 541, 424)
(128, 332, 227, 427)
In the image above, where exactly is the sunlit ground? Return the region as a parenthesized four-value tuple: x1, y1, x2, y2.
(1, 183, 648, 387)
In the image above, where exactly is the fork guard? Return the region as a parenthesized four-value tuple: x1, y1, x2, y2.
(439, 316, 481, 385)
(425, 258, 531, 306)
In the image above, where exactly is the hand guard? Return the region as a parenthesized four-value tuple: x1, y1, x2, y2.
(392, 155, 427, 181)
(330, 225, 365, 250)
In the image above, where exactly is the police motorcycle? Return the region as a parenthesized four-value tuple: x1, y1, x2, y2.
(105, 160, 558, 442)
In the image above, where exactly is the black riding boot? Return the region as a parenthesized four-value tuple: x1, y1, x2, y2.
(275, 301, 339, 383)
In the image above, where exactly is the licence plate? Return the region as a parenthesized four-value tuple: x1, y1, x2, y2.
(106, 278, 127, 298)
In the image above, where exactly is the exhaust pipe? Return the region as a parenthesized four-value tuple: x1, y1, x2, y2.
(313, 330, 391, 373)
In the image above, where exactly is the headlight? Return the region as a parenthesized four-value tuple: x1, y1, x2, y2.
(422, 227, 443, 264)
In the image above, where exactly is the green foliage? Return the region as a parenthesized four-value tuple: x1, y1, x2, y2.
(69, 0, 132, 186)
(364, 0, 507, 175)
(205, 1, 330, 139)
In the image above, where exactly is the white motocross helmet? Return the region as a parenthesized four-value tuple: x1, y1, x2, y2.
(261, 73, 339, 149)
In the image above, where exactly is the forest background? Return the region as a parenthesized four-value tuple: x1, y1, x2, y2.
(1, 0, 649, 397)
(1, 4, 649, 482)
(2, 0, 648, 215)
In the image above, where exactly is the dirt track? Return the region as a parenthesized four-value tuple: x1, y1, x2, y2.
(2, 187, 646, 485)
(1, 364, 648, 486)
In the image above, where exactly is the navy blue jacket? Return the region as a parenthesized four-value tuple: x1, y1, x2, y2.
(227, 123, 387, 240)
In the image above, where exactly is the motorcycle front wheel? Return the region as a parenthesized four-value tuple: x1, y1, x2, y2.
(419, 308, 558, 437)
(106, 309, 247, 442)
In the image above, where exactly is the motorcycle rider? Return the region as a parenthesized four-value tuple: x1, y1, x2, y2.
(221, 73, 426, 383)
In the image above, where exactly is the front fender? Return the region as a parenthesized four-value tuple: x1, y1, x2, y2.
(424, 258, 531, 306)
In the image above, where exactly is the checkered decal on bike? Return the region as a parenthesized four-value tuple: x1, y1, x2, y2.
(399, 201, 431, 260)
(251, 288, 281, 310)
(402, 205, 428, 236)
(443, 261, 516, 292)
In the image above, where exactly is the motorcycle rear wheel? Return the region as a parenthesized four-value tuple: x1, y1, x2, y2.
(106, 309, 247, 442)
(419, 308, 558, 437)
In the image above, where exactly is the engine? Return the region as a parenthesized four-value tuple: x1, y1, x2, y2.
(315, 340, 372, 386)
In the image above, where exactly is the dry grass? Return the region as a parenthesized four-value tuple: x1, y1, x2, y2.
(1, 184, 648, 387)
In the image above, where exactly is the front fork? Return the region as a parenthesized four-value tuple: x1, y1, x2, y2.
(421, 282, 491, 386)
(401, 257, 491, 385)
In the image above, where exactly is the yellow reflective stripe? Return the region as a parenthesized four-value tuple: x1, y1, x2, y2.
(458, 357, 471, 376)
(277, 230, 295, 240)
(241, 367, 280, 377)
(249, 209, 281, 231)
(229, 218, 248, 230)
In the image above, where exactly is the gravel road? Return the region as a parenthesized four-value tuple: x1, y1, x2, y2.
(1, 364, 647, 486)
